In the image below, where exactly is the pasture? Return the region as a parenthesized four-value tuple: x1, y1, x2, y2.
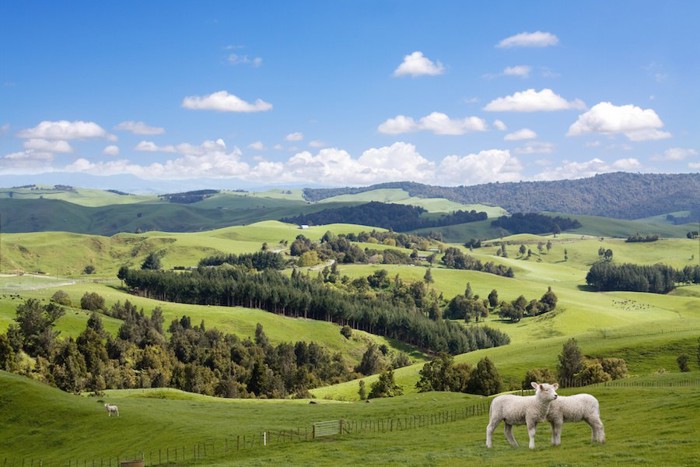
(0, 219, 698, 465)
(0, 371, 698, 466)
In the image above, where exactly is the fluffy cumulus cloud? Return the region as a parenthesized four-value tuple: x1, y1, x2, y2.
(484, 89, 585, 112)
(503, 65, 531, 78)
(18, 120, 115, 140)
(504, 128, 537, 141)
(497, 31, 559, 48)
(493, 120, 507, 131)
(393, 51, 445, 77)
(67, 139, 250, 179)
(23, 139, 73, 153)
(437, 149, 523, 185)
(135, 141, 176, 153)
(103, 145, 120, 156)
(567, 102, 671, 141)
(652, 147, 698, 161)
(285, 132, 304, 142)
(248, 141, 265, 151)
(115, 121, 165, 135)
(182, 90, 272, 112)
(0, 150, 55, 172)
(378, 112, 487, 135)
(536, 157, 641, 180)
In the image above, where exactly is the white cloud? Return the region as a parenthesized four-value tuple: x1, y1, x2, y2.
(536, 157, 642, 180)
(103, 145, 120, 156)
(567, 102, 671, 141)
(309, 140, 326, 148)
(484, 89, 586, 112)
(378, 112, 487, 135)
(0, 150, 54, 172)
(135, 141, 176, 153)
(0, 123, 9, 135)
(182, 90, 272, 112)
(503, 65, 531, 78)
(493, 120, 507, 131)
(248, 141, 265, 151)
(514, 141, 555, 155)
(437, 149, 522, 185)
(393, 51, 445, 77)
(115, 121, 165, 135)
(497, 31, 559, 48)
(227, 54, 263, 67)
(285, 132, 304, 142)
(504, 128, 537, 141)
(66, 139, 249, 179)
(689, 162, 700, 170)
(18, 120, 115, 140)
(23, 139, 73, 153)
(652, 147, 698, 161)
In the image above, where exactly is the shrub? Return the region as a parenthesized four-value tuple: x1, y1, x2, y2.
(522, 368, 557, 390)
(677, 354, 690, 372)
(601, 357, 628, 380)
(80, 292, 106, 312)
(340, 325, 353, 339)
(575, 361, 611, 386)
(51, 290, 72, 306)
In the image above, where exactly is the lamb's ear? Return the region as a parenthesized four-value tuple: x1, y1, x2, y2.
(552, 383, 559, 390)
(531, 381, 539, 390)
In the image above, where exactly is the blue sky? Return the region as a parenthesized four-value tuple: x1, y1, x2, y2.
(1, 0, 698, 191)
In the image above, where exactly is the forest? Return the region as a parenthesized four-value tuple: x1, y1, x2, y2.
(490, 212, 581, 234)
(117, 265, 510, 355)
(302, 172, 700, 219)
(281, 201, 487, 232)
(585, 261, 700, 293)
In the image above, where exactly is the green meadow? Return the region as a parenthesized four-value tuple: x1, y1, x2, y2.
(0, 214, 698, 465)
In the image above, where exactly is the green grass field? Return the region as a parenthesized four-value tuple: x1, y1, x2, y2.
(0, 218, 699, 465)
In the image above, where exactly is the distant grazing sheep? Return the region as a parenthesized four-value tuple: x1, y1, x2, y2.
(104, 403, 119, 417)
(547, 393, 605, 445)
(486, 382, 559, 449)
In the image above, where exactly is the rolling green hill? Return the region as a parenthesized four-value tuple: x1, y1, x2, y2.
(0, 204, 699, 464)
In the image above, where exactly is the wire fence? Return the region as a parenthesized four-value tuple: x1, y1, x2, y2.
(4, 377, 699, 466)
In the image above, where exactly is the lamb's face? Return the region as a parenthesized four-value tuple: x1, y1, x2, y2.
(532, 382, 559, 401)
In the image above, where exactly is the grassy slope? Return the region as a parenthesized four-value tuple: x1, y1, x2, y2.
(0, 221, 699, 464)
(1, 370, 698, 465)
(324, 188, 508, 217)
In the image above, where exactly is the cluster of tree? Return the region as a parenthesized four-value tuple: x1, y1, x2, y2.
(441, 247, 514, 278)
(498, 287, 558, 322)
(625, 233, 659, 243)
(0, 298, 359, 398)
(686, 231, 699, 239)
(586, 262, 700, 294)
(491, 212, 581, 235)
(198, 251, 287, 270)
(444, 283, 557, 323)
(415, 353, 503, 396)
(158, 189, 219, 204)
(281, 201, 487, 232)
(549, 338, 628, 388)
(302, 173, 700, 220)
(117, 266, 510, 355)
(342, 230, 434, 250)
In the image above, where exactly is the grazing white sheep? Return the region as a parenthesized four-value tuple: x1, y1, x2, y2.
(547, 393, 605, 445)
(104, 403, 119, 417)
(486, 382, 559, 449)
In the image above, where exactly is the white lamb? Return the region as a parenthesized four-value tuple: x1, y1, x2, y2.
(547, 393, 605, 445)
(104, 403, 119, 417)
(486, 382, 559, 449)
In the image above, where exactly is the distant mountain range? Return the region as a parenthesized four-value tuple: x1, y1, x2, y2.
(303, 172, 700, 220)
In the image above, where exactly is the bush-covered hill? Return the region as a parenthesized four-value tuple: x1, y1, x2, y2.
(303, 172, 700, 219)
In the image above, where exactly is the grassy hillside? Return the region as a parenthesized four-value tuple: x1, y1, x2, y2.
(0, 220, 698, 465)
(1, 370, 698, 465)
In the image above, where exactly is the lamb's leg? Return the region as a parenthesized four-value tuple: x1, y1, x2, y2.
(526, 420, 538, 449)
(486, 420, 498, 448)
(550, 421, 562, 446)
(504, 423, 519, 447)
(587, 417, 605, 443)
